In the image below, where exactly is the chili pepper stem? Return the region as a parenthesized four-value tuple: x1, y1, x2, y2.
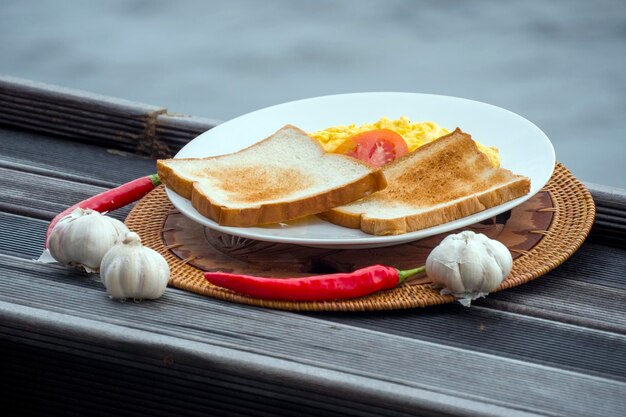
(397, 266, 426, 283)
(148, 174, 161, 187)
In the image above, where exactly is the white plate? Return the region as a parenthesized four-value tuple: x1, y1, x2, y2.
(166, 92, 555, 249)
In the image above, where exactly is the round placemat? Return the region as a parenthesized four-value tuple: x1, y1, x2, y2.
(125, 163, 595, 311)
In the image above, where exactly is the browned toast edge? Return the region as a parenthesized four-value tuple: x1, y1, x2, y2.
(320, 175, 530, 235)
(191, 170, 387, 226)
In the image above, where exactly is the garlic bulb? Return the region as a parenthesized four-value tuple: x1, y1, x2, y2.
(48, 208, 130, 272)
(426, 231, 513, 306)
(100, 232, 170, 300)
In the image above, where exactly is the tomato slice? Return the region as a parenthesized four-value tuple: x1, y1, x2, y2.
(334, 129, 409, 167)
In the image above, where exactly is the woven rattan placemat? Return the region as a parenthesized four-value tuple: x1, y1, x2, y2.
(125, 163, 595, 311)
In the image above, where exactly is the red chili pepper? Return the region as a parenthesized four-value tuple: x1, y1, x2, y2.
(45, 174, 160, 247)
(204, 264, 426, 301)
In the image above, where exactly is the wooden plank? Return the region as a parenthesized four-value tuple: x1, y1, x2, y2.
(0, 76, 164, 115)
(0, 77, 222, 158)
(0, 166, 115, 214)
(0, 126, 156, 186)
(0, 76, 168, 156)
(547, 242, 626, 288)
(0, 94, 146, 127)
(0, 159, 118, 189)
(1, 253, 626, 416)
(1, 335, 411, 417)
(584, 182, 626, 246)
(0, 102, 146, 139)
(480, 275, 626, 334)
(596, 206, 626, 226)
(155, 114, 219, 133)
(155, 114, 219, 154)
(586, 182, 626, 212)
(0, 113, 147, 153)
(0, 177, 132, 225)
(0, 212, 47, 259)
(309, 284, 626, 381)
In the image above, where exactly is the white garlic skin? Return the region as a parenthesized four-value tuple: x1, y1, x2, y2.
(426, 231, 513, 298)
(100, 232, 170, 300)
(48, 208, 129, 272)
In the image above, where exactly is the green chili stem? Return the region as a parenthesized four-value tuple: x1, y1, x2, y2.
(397, 266, 426, 283)
(149, 173, 161, 187)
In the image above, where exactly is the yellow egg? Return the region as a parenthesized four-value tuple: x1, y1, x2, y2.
(309, 116, 500, 167)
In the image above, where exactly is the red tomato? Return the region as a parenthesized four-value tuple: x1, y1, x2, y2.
(334, 129, 409, 167)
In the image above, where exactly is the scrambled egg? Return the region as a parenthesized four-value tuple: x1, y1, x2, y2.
(309, 116, 500, 167)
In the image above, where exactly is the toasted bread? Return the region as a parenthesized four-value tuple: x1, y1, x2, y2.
(157, 125, 387, 227)
(320, 128, 531, 235)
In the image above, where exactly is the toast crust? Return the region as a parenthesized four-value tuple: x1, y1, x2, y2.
(320, 128, 531, 235)
(157, 125, 388, 227)
(192, 170, 386, 226)
(320, 176, 530, 235)
(156, 158, 196, 199)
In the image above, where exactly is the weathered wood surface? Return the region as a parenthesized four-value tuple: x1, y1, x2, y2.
(0, 76, 218, 158)
(156, 113, 221, 152)
(0, 77, 625, 416)
(585, 182, 626, 246)
(2, 124, 626, 417)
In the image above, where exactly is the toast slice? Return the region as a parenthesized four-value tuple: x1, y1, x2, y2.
(319, 128, 531, 235)
(157, 125, 387, 227)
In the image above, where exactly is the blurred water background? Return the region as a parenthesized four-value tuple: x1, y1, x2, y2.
(1, 0, 624, 187)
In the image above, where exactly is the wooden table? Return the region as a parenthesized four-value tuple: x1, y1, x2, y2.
(1, 77, 625, 417)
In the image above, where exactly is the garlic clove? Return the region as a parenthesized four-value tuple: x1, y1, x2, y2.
(47, 208, 129, 272)
(100, 232, 170, 300)
(485, 238, 513, 278)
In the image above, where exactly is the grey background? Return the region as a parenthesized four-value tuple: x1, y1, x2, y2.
(1, 0, 624, 187)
